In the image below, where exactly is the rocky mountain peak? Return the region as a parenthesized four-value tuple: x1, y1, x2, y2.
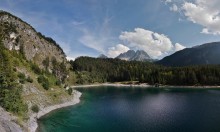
(116, 50, 152, 61)
(116, 50, 136, 60)
(0, 11, 66, 68)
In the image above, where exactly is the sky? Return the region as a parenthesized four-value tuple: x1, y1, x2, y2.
(1, 0, 220, 60)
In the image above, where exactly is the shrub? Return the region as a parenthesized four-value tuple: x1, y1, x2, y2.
(17, 72, 25, 79)
(37, 75, 45, 83)
(67, 88, 72, 95)
(31, 63, 41, 74)
(31, 104, 39, 113)
(26, 76, 33, 83)
(55, 80, 61, 86)
(13, 67, 17, 72)
(42, 82, 49, 90)
(19, 79, 25, 84)
(37, 75, 50, 90)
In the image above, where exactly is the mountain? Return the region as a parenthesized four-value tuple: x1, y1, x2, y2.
(130, 50, 151, 61)
(0, 11, 66, 68)
(98, 54, 108, 59)
(0, 11, 80, 132)
(116, 50, 136, 60)
(157, 42, 220, 66)
(116, 50, 152, 61)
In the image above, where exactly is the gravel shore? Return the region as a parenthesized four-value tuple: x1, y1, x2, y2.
(27, 90, 82, 132)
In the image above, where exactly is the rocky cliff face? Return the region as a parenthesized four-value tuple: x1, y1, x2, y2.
(0, 11, 77, 132)
(116, 50, 136, 60)
(0, 107, 22, 132)
(116, 50, 153, 62)
(0, 11, 66, 68)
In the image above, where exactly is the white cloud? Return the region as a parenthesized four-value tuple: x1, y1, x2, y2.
(164, 0, 172, 4)
(107, 44, 130, 58)
(78, 16, 115, 54)
(66, 56, 75, 61)
(170, 4, 178, 12)
(174, 43, 186, 51)
(78, 29, 106, 53)
(118, 28, 185, 59)
(179, 0, 220, 35)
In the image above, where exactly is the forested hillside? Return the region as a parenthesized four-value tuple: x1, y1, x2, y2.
(158, 42, 220, 66)
(71, 57, 220, 86)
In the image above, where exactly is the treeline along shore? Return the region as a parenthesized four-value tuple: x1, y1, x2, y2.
(70, 57, 220, 86)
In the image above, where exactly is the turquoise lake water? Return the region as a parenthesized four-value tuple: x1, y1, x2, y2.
(38, 86, 220, 132)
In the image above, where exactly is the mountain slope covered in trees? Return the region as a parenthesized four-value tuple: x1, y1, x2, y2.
(71, 57, 220, 86)
(157, 42, 220, 66)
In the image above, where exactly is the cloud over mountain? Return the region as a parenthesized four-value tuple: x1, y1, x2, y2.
(118, 28, 185, 59)
(107, 44, 130, 58)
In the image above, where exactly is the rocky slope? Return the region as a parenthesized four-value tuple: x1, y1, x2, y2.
(0, 11, 80, 132)
(0, 11, 66, 69)
(116, 50, 153, 61)
(130, 50, 151, 61)
(116, 50, 136, 60)
(0, 107, 22, 132)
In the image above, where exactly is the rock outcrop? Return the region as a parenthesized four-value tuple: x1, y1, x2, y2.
(0, 11, 66, 68)
(116, 50, 153, 62)
(0, 107, 22, 132)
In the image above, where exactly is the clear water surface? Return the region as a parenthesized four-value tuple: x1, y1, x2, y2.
(38, 86, 220, 132)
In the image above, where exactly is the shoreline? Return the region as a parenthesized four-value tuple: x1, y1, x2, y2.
(29, 83, 220, 132)
(71, 83, 220, 89)
(27, 90, 82, 132)
(29, 83, 220, 131)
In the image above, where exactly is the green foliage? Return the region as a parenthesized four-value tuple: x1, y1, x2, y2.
(26, 76, 33, 83)
(67, 88, 72, 95)
(72, 57, 220, 86)
(51, 57, 68, 83)
(31, 104, 39, 113)
(0, 86, 28, 115)
(42, 57, 50, 70)
(30, 62, 41, 74)
(17, 72, 25, 79)
(37, 75, 50, 90)
(19, 79, 25, 84)
(56, 80, 62, 86)
(0, 39, 27, 116)
(42, 82, 49, 90)
(0, 21, 17, 38)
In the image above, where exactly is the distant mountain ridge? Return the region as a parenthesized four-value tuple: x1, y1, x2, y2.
(157, 42, 220, 66)
(116, 50, 153, 62)
(98, 54, 108, 59)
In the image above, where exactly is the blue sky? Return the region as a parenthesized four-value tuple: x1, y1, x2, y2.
(1, 0, 220, 60)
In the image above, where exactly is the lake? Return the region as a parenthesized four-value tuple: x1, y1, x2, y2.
(38, 86, 220, 132)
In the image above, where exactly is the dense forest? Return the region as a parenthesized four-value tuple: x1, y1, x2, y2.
(71, 56, 220, 86)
